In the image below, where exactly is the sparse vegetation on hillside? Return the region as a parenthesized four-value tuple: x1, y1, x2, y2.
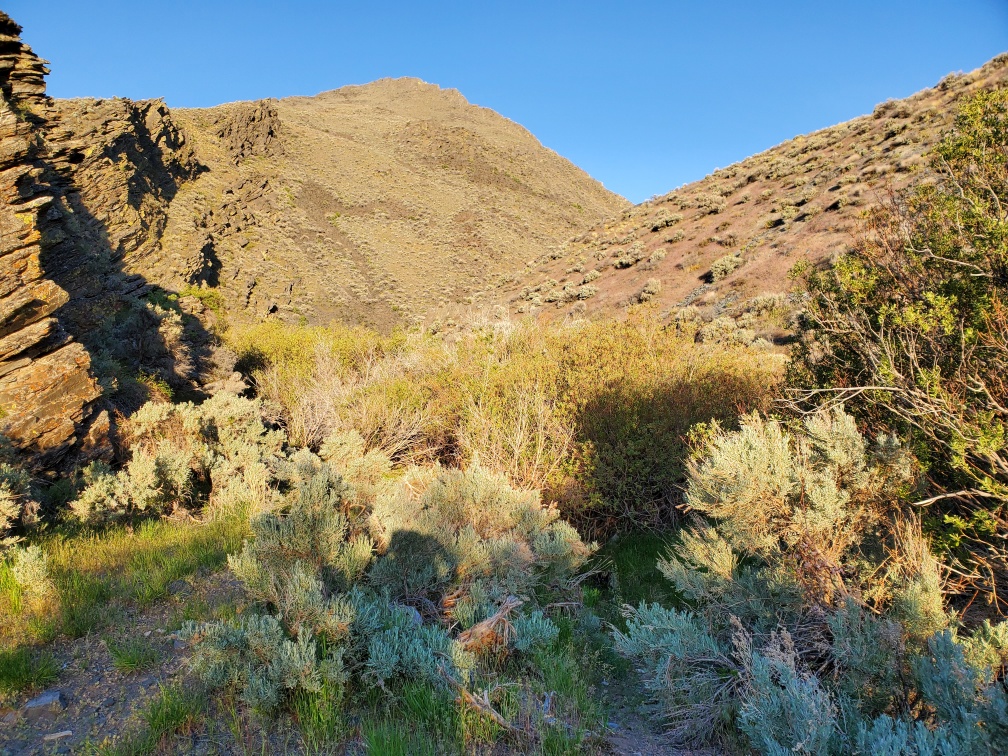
(501, 54, 1008, 325)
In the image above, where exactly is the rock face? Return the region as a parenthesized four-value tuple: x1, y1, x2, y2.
(38, 96, 204, 326)
(0, 13, 205, 469)
(0, 12, 103, 467)
(212, 99, 281, 165)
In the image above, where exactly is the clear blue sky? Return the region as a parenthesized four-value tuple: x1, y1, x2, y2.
(8, 1, 1007, 203)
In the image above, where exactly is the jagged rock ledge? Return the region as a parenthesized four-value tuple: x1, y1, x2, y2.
(0, 12, 105, 467)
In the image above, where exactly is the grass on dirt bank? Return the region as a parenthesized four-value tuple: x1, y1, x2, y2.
(0, 516, 247, 699)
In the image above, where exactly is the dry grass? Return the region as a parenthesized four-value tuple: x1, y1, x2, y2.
(227, 310, 783, 535)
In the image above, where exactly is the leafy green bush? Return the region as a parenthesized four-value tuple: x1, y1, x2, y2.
(790, 89, 1008, 610)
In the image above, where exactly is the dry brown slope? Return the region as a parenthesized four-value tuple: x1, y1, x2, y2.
(165, 78, 627, 330)
(501, 53, 1008, 322)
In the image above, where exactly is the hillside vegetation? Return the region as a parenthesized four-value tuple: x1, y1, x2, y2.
(501, 54, 1008, 329)
(160, 80, 626, 331)
(1, 9, 1007, 753)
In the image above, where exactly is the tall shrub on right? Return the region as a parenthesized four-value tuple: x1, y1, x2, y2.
(789, 89, 1008, 605)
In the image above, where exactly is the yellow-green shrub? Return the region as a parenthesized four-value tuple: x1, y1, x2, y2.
(228, 311, 782, 534)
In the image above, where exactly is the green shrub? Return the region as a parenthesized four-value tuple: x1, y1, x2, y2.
(0, 459, 35, 549)
(613, 242, 647, 268)
(637, 278, 661, 303)
(71, 393, 283, 523)
(0, 647, 59, 698)
(184, 459, 588, 726)
(614, 407, 1008, 752)
(710, 253, 741, 281)
(790, 90, 1008, 609)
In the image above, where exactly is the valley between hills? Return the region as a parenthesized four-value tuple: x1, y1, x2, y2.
(2, 8, 1008, 756)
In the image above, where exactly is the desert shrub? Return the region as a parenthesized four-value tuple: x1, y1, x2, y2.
(88, 297, 201, 409)
(615, 407, 1008, 752)
(650, 210, 682, 231)
(696, 316, 755, 346)
(0, 461, 34, 549)
(638, 278, 661, 303)
(789, 89, 1008, 614)
(368, 464, 593, 608)
(710, 253, 742, 281)
(230, 313, 782, 536)
(614, 242, 647, 269)
(696, 193, 726, 215)
(581, 269, 601, 284)
(183, 459, 586, 729)
(71, 393, 283, 523)
(743, 292, 788, 316)
(9, 545, 52, 600)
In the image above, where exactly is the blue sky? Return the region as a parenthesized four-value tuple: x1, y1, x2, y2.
(8, 1, 1007, 203)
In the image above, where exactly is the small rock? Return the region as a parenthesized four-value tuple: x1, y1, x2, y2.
(173, 639, 186, 651)
(402, 606, 423, 626)
(21, 690, 66, 723)
(101, 696, 116, 709)
(1, 707, 19, 725)
(43, 730, 72, 742)
(143, 630, 152, 637)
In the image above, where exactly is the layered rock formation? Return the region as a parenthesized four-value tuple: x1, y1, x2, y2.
(38, 96, 203, 327)
(0, 12, 104, 467)
(212, 99, 281, 165)
(0, 13, 207, 469)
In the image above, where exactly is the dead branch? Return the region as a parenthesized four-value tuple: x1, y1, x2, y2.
(437, 664, 518, 733)
(456, 595, 523, 653)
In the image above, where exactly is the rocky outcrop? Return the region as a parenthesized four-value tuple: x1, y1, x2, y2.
(212, 100, 281, 165)
(0, 13, 209, 470)
(38, 96, 204, 325)
(0, 12, 104, 467)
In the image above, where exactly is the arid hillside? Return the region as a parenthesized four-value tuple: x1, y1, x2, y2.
(162, 81, 626, 330)
(0, 11, 623, 466)
(501, 53, 1008, 322)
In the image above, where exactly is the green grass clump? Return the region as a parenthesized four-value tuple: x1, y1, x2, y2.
(0, 647, 59, 699)
(107, 636, 162, 673)
(362, 719, 438, 755)
(178, 285, 225, 313)
(108, 683, 205, 755)
(0, 517, 247, 651)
